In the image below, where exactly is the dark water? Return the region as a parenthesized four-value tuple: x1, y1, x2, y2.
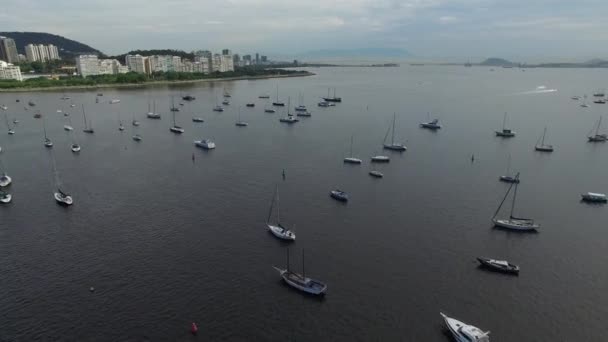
(1, 66, 608, 341)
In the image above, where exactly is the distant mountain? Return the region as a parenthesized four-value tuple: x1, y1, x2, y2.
(297, 48, 410, 59)
(479, 58, 515, 66)
(0, 32, 101, 59)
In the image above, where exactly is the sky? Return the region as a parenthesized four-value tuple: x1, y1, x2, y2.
(1, 0, 607, 61)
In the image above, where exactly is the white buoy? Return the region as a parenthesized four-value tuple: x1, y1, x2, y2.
(90, 287, 95, 292)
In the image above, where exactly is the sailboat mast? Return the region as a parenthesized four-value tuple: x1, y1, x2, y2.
(43, 116, 48, 139)
(541, 127, 547, 146)
(302, 249, 305, 279)
(596, 116, 602, 136)
(350, 135, 354, 157)
(276, 185, 281, 225)
(173, 110, 176, 126)
(391, 113, 396, 145)
(286, 248, 290, 272)
(493, 180, 515, 219)
(502, 112, 507, 130)
(510, 174, 520, 218)
(267, 185, 277, 224)
(82, 104, 87, 128)
(506, 154, 511, 175)
(287, 97, 291, 116)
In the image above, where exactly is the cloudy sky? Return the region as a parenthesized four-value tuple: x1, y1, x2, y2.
(1, 0, 606, 61)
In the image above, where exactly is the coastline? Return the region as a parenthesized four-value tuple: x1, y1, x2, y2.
(0, 71, 315, 93)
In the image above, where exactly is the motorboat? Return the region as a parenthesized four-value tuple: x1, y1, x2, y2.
(246, 103, 255, 107)
(296, 111, 311, 117)
(0, 173, 12, 187)
(273, 249, 326, 296)
(222, 100, 230, 105)
(420, 118, 442, 130)
(194, 139, 216, 149)
(259, 95, 270, 99)
(280, 116, 299, 124)
(371, 155, 390, 163)
(213, 105, 224, 112)
(109, 99, 120, 104)
(71, 144, 81, 153)
(192, 117, 205, 122)
(593, 99, 606, 104)
(0, 191, 11, 203)
(266, 185, 296, 241)
(495, 112, 516, 137)
(581, 192, 607, 203)
(54, 189, 73, 206)
(369, 170, 384, 178)
(330, 189, 349, 202)
(170, 126, 185, 133)
(440, 313, 489, 342)
(477, 257, 520, 274)
(571, 96, 581, 100)
(63, 125, 73, 131)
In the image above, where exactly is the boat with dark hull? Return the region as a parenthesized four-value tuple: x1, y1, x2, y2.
(477, 257, 520, 275)
(273, 249, 327, 296)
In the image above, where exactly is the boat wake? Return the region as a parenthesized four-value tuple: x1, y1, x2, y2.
(508, 86, 558, 96)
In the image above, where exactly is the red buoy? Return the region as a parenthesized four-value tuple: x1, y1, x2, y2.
(190, 322, 198, 335)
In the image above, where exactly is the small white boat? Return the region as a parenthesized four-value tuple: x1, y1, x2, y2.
(7, 129, 15, 135)
(235, 108, 248, 126)
(0, 173, 12, 187)
(147, 112, 161, 119)
(420, 118, 441, 130)
(54, 190, 73, 206)
(119, 124, 125, 131)
(109, 99, 120, 104)
(63, 125, 73, 131)
(440, 313, 489, 342)
(0, 191, 11, 203)
(581, 192, 607, 203)
(12, 119, 19, 124)
(192, 117, 204, 122)
(132, 118, 140, 126)
(267, 185, 296, 241)
(499, 154, 519, 183)
(477, 257, 520, 274)
(280, 116, 299, 124)
(169, 110, 184, 133)
(213, 105, 224, 112)
(571, 96, 581, 100)
(273, 249, 327, 296)
(44, 138, 53, 148)
(132, 134, 142, 142)
(588, 117, 607, 142)
(71, 144, 81, 153)
(194, 139, 216, 150)
(383, 113, 407, 151)
(495, 112, 516, 137)
(371, 155, 390, 163)
(343, 136, 362, 164)
(534, 127, 554, 152)
(369, 170, 384, 178)
(222, 100, 230, 105)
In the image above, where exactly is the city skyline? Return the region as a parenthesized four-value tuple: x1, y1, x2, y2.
(1, 0, 607, 61)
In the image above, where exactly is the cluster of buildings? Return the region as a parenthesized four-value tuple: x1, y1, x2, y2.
(75, 55, 129, 77)
(0, 37, 22, 81)
(24, 44, 60, 62)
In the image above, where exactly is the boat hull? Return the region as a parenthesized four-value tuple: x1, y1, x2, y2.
(330, 191, 349, 202)
(499, 176, 520, 183)
(0, 194, 11, 203)
(535, 145, 554, 152)
(0, 175, 11, 187)
(495, 130, 516, 137)
(275, 268, 327, 295)
(371, 156, 390, 163)
(343, 157, 362, 164)
(170, 127, 185, 134)
(477, 257, 519, 274)
(194, 140, 216, 150)
(493, 218, 539, 231)
(440, 313, 489, 342)
(383, 144, 406, 151)
(369, 171, 384, 178)
(268, 224, 296, 241)
(147, 114, 161, 119)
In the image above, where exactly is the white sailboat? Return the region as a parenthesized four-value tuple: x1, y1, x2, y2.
(343, 135, 362, 164)
(495, 112, 516, 137)
(273, 249, 327, 296)
(63, 115, 74, 131)
(492, 172, 539, 232)
(235, 107, 248, 126)
(82, 105, 94, 134)
(534, 127, 554, 152)
(267, 185, 296, 241)
(383, 113, 406, 151)
(147, 100, 161, 119)
(0, 159, 11, 187)
(279, 97, 299, 124)
(4, 112, 15, 135)
(587, 116, 607, 142)
(169, 108, 185, 134)
(42, 116, 53, 147)
(50, 150, 73, 206)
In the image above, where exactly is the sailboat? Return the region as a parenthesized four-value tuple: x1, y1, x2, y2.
(50, 150, 73, 206)
(279, 97, 299, 123)
(495, 112, 516, 137)
(132, 112, 140, 126)
(170, 96, 180, 112)
(132, 124, 142, 141)
(383, 113, 406, 151)
(63, 115, 74, 131)
(322, 88, 342, 102)
(580, 95, 589, 108)
(420, 113, 442, 130)
(169, 107, 185, 134)
(213, 96, 224, 112)
(42, 116, 53, 147)
(223, 88, 231, 98)
(587, 117, 607, 142)
(70, 131, 81, 153)
(499, 154, 519, 183)
(0, 190, 11, 203)
(82, 105, 94, 133)
(343, 135, 362, 164)
(272, 85, 285, 106)
(266, 185, 296, 241)
(264, 101, 276, 113)
(295, 93, 308, 112)
(147, 100, 161, 119)
(4, 112, 15, 135)
(0, 159, 12, 187)
(273, 248, 327, 296)
(235, 107, 248, 126)
(534, 127, 554, 152)
(492, 172, 539, 231)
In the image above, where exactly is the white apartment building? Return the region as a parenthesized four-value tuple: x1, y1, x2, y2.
(171, 56, 182, 72)
(212, 54, 222, 73)
(220, 54, 234, 72)
(0, 60, 23, 81)
(99, 59, 128, 75)
(48, 45, 59, 59)
(25, 44, 60, 62)
(75, 55, 99, 77)
(126, 54, 147, 74)
(24, 44, 40, 62)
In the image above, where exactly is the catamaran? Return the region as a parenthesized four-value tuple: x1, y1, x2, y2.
(534, 127, 554, 152)
(273, 249, 327, 296)
(587, 117, 607, 142)
(492, 172, 539, 232)
(343, 136, 362, 164)
(495, 112, 516, 137)
(82, 105, 94, 133)
(383, 113, 406, 151)
(266, 185, 296, 241)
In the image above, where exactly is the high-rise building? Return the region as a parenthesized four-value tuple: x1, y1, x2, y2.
(222, 49, 231, 56)
(48, 45, 60, 60)
(170, 56, 182, 72)
(24, 44, 40, 62)
(0, 60, 23, 81)
(255, 53, 259, 65)
(261, 56, 268, 63)
(0, 37, 19, 64)
(125, 54, 147, 74)
(233, 54, 240, 65)
(220, 54, 234, 72)
(24, 44, 60, 62)
(212, 54, 222, 72)
(75, 55, 100, 77)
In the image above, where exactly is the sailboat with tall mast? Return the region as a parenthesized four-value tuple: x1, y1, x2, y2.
(272, 85, 285, 106)
(0, 158, 12, 187)
(344, 135, 362, 164)
(70, 129, 81, 153)
(495, 112, 516, 137)
(132, 112, 140, 126)
(273, 248, 327, 296)
(322, 88, 342, 103)
(235, 107, 248, 126)
(534, 127, 554, 152)
(147, 100, 161, 119)
(499, 154, 519, 183)
(50, 150, 73, 206)
(266, 185, 296, 241)
(587, 116, 607, 142)
(42, 116, 53, 147)
(383, 113, 406, 151)
(213, 96, 224, 112)
(492, 172, 539, 231)
(279, 97, 299, 123)
(169, 106, 185, 134)
(82, 105, 94, 133)
(4, 112, 15, 135)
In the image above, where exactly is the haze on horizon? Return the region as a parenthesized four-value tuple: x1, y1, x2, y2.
(1, 0, 606, 61)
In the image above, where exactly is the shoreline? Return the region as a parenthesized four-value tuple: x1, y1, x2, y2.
(0, 71, 315, 93)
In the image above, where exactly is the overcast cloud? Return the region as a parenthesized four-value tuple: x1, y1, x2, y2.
(1, 0, 606, 60)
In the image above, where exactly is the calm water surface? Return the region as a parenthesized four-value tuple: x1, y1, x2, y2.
(1, 66, 608, 341)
